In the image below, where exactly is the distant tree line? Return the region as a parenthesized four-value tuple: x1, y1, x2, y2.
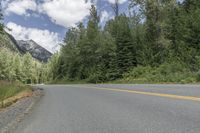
(48, 0, 200, 83)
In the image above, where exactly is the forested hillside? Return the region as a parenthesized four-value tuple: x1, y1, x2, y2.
(0, 32, 19, 52)
(48, 0, 200, 83)
(0, 9, 49, 84)
(0, 48, 48, 84)
(0, 34, 50, 84)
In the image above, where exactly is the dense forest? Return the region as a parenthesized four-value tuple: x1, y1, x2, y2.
(48, 0, 200, 83)
(1, 0, 200, 84)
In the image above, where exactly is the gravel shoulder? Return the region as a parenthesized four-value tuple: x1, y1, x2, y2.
(0, 87, 44, 133)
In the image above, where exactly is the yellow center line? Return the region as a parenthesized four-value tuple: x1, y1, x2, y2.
(67, 85, 200, 102)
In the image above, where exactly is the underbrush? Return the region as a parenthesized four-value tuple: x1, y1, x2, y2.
(0, 81, 31, 108)
(119, 62, 199, 84)
(49, 62, 200, 84)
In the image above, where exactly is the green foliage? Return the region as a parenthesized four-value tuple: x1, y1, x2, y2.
(0, 4, 4, 33)
(0, 48, 47, 84)
(46, 0, 200, 84)
(115, 15, 137, 74)
(122, 62, 196, 83)
(46, 52, 61, 81)
(195, 70, 200, 82)
(0, 33, 20, 51)
(123, 66, 152, 79)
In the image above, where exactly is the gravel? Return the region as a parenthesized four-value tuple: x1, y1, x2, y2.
(0, 87, 44, 133)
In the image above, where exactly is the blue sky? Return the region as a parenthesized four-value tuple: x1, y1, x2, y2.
(2, 0, 128, 52)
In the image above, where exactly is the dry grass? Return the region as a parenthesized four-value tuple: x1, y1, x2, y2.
(0, 81, 32, 108)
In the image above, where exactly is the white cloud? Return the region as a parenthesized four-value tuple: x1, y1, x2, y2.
(3, 0, 95, 28)
(100, 10, 113, 24)
(6, 22, 61, 53)
(40, 0, 92, 28)
(5, 0, 37, 16)
(107, 0, 127, 4)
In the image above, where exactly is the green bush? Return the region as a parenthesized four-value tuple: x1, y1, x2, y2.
(180, 77, 196, 84)
(87, 71, 105, 83)
(122, 62, 196, 83)
(195, 70, 200, 82)
(123, 66, 152, 78)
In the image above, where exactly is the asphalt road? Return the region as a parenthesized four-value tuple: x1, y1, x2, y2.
(13, 84, 200, 133)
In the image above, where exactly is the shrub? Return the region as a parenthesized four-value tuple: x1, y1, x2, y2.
(87, 71, 105, 83)
(122, 62, 195, 83)
(195, 70, 200, 82)
(181, 77, 196, 84)
(123, 66, 152, 79)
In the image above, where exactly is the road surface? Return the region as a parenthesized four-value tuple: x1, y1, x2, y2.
(14, 84, 200, 133)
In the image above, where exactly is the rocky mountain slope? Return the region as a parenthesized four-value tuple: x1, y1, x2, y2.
(16, 40, 52, 62)
(0, 32, 52, 62)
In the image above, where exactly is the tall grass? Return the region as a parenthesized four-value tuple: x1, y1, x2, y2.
(0, 81, 30, 108)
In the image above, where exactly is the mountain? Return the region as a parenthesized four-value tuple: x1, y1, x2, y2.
(16, 40, 52, 62)
(0, 31, 52, 62)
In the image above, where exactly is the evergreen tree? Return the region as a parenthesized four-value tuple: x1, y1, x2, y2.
(79, 5, 100, 79)
(48, 0, 200, 83)
(106, 15, 137, 76)
(0, 3, 4, 33)
(129, 6, 146, 66)
(87, 5, 99, 41)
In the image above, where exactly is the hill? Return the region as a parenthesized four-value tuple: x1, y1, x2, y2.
(0, 32, 52, 62)
(17, 40, 52, 62)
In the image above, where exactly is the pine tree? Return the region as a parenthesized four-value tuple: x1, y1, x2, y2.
(79, 5, 100, 79)
(51, 0, 200, 83)
(0, 2, 4, 33)
(87, 5, 99, 41)
(115, 15, 137, 75)
(182, 0, 200, 51)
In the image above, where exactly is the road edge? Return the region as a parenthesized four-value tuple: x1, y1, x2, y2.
(0, 87, 44, 133)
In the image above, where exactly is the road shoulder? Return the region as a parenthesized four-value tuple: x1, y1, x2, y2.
(0, 87, 44, 133)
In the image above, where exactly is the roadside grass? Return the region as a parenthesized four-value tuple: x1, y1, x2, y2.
(0, 81, 32, 108)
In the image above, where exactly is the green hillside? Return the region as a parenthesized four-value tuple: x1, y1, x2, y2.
(0, 31, 19, 52)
